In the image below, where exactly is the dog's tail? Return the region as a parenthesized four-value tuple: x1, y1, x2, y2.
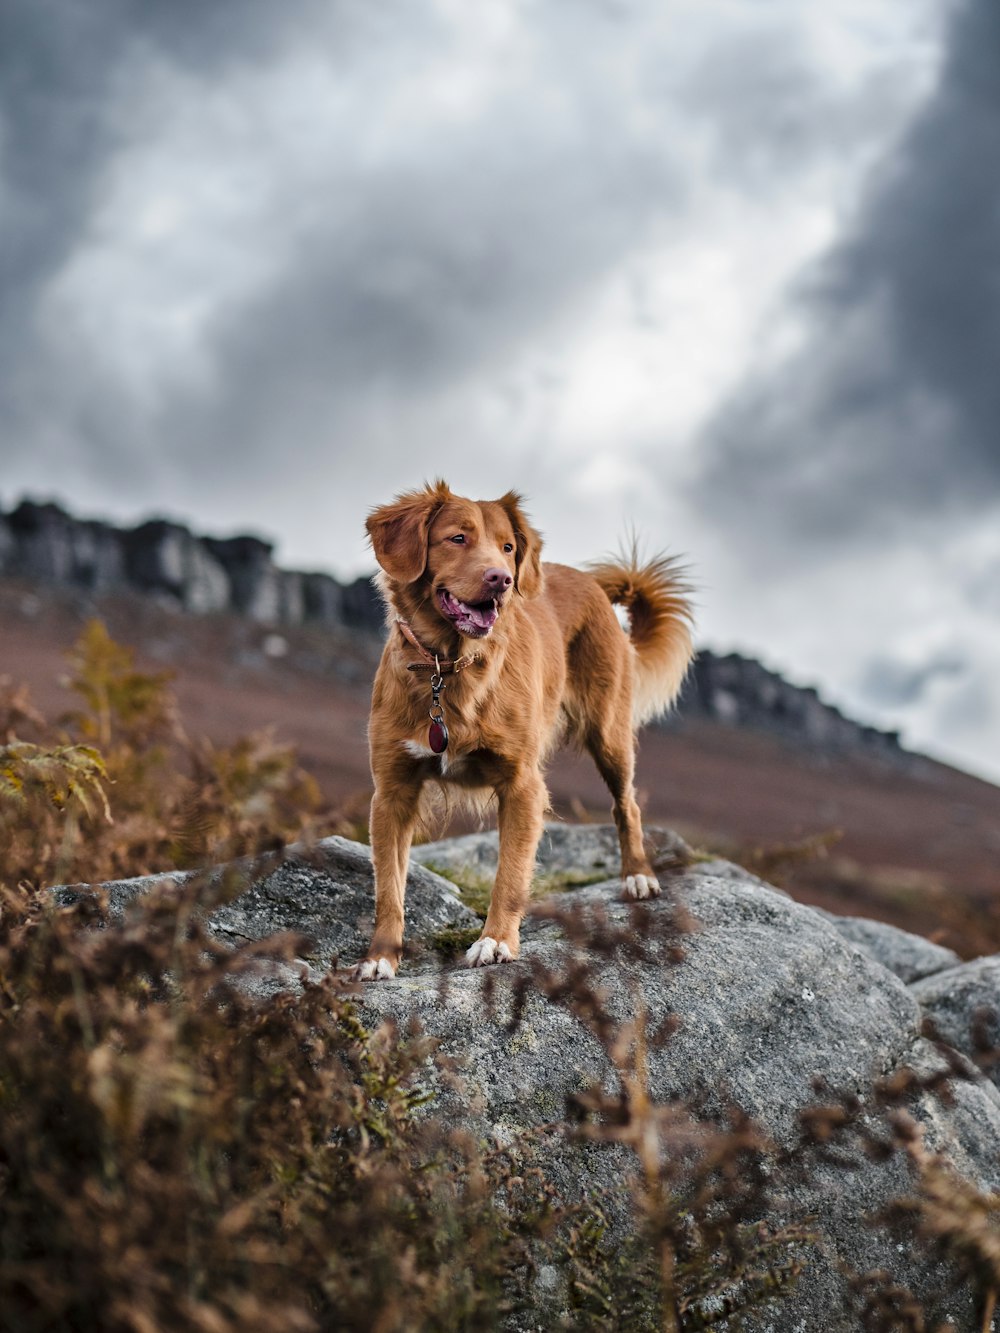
(588, 546, 695, 727)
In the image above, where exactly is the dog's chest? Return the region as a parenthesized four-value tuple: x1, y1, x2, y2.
(400, 736, 502, 785)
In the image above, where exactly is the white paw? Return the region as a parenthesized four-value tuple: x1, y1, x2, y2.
(465, 936, 515, 968)
(354, 956, 396, 981)
(623, 873, 661, 901)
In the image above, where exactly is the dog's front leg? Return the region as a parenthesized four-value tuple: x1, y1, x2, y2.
(466, 771, 546, 968)
(356, 784, 421, 980)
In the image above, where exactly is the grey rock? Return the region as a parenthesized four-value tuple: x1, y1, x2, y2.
(43, 838, 1000, 1328)
(123, 520, 230, 613)
(675, 647, 906, 763)
(0, 497, 370, 633)
(357, 866, 1000, 1330)
(820, 912, 961, 983)
(54, 836, 479, 969)
(412, 822, 692, 886)
(340, 573, 385, 633)
(204, 534, 284, 622)
(912, 955, 1000, 1086)
(301, 571, 344, 624)
(0, 514, 12, 573)
(208, 836, 477, 965)
(278, 570, 306, 625)
(6, 500, 126, 592)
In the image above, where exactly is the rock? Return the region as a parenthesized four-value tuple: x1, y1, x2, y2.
(412, 822, 693, 887)
(912, 956, 1000, 1085)
(819, 912, 961, 983)
(0, 498, 378, 633)
(357, 862, 1000, 1330)
(674, 647, 906, 763)
(7, 500, 126, 593)
(0, 514, 13, 573)
(204, 534, 285, 622)
(301, 571, 344, 624)
(278, 570, 306, 625)
(123, 520, 230, 613)
(340, 574, 385, 633)
(58, 831, 1000, 1330)
(54, 836, 479, 970)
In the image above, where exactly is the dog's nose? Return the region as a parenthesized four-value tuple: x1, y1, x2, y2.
(483, 566, 513, 593)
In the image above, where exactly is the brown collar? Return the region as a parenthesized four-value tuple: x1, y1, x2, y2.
(396, 618, 483, 674)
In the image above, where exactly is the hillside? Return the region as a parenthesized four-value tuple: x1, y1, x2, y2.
(3, 572, 999, 957)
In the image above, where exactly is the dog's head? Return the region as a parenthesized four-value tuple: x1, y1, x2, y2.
(366, 481, 543, 640)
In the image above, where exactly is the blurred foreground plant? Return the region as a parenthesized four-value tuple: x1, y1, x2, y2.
(0, 870, 561, 1332)
(1, 624, 998, 1331)
(0, 620, 330, 888)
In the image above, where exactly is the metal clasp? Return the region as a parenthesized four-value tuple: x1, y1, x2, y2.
(429, 665, 446, 724)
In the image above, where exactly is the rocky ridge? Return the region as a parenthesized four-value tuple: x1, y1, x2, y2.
(58, 824, 1000, 1331)
(2, 497, 905, 761)
(0, 498, 385, 632)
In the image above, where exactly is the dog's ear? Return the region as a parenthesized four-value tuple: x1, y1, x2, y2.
(498, 491, 543, 599)
(366, 483, 450, 584)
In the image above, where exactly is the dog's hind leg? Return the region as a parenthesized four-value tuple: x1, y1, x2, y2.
(584, 726, 660, 901)
(356, 785, 422, 979)
(466, 771, 546, 967)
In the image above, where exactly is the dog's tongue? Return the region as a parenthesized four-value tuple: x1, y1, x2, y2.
(466, 601, 498, 629)
(439, 589, 499, 633)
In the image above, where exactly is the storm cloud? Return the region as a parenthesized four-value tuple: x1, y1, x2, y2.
(693, 0, 1000, 547)
(2, 0, 997, 780)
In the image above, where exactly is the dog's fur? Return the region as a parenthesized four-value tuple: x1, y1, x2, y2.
(356, 480, 694, 979)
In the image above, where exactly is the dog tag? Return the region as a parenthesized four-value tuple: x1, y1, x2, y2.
(429, 718, 449, 754)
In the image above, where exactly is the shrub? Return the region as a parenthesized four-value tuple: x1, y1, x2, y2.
(0, 620, 329, 889)
(1, 624, 997, 1331)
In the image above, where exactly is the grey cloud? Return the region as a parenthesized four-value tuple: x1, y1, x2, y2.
(1, 3, 124, 324)
(0, 0, 866, 502)
(4, 2, 692, 498)
(0, 0, 323, 486)
(0, 0, 312, 299)
(3, 0, 979, 592)
(690, 0, 1000, 551)
(858, 652, 964, 709)
(666, 27, 912, 186)
(158, 105, 682, 478)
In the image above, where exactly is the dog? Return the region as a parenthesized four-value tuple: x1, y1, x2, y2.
(355, 480, 694, 979)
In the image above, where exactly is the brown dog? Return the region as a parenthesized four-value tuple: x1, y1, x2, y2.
(355, 480, 694, 979)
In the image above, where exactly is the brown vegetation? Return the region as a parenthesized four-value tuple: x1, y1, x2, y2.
(1, 624, 998, 1330)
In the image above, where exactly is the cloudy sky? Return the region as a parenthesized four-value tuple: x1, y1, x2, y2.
(2, 0, 999, 782)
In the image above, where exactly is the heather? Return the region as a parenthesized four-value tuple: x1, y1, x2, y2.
(1, 625, 998, 1331)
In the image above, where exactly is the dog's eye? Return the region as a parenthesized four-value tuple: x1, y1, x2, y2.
(448, 534, 466, 544)
(503, 543, 514, 553)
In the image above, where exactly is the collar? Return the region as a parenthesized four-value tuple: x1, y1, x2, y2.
(396, 618, 483, 674)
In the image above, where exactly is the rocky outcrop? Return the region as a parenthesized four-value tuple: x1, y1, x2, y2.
(3, 500, 127, 594)
(1, 497, 913, 759)
(57, 825, 1000, 1330)
(53, 836, 478, 983)
(675, 647, 904, 759)
(122, 519, 230, 613)
(0, 498, 383, 631)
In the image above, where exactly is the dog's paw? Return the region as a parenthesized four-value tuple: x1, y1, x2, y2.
(623, 873, 661, 901)
(465, 936, 515, 968)
(353, 957, 396, 981)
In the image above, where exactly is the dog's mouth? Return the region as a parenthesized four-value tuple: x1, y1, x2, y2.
(437, 588, 501, 638)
